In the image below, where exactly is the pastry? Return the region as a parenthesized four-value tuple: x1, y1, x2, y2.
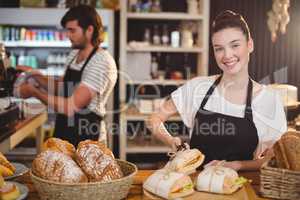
(0, 153, 15, 177)
(75, 140, 123, 182)
(32, 150, 88, 183)
(0, 182, 20, 200)
(42, 137, 75, 158)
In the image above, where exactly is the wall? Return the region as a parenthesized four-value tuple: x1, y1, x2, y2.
(209, 0, 300, 98)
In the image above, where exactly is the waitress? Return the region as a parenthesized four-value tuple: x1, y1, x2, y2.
(147, 10, 287, 171)
(16, 5, 117, 146)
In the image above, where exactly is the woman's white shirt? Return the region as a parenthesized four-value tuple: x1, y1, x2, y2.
(171, 76, 287, 158)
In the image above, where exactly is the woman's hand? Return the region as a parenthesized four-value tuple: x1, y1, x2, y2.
(169, 136, 182, 152)
(204, 160, 242, 171)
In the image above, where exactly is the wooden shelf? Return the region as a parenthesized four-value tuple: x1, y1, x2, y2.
(127, 12, 203, 20)
(127, 45, 203, 53)
(127, 79, 187, 86)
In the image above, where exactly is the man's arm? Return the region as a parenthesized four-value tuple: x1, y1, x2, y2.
(20, 82, 96, 117)
(17, 66, 63, 95)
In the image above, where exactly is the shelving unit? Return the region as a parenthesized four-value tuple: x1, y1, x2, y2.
(119, 0, 210, 160)
(0, 8, 115, 150)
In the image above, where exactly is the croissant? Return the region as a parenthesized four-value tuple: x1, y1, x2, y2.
(0, 152, 15, 177)
(75, 140, 123, 182)
(32, 150, 88, 183)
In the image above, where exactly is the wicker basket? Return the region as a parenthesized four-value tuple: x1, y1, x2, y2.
(260, 158, 300, 200)
(30, 159, 137, 200)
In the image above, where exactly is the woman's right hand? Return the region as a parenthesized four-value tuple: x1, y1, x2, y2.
(170, 136, 182, 152)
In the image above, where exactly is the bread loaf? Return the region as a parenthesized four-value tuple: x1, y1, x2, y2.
(75, 140, 123, 182)
(32, 150, 88, 183)
(274, 131, 300, 171)
(42, 137, 75, 158)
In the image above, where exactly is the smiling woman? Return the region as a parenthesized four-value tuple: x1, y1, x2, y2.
(147, 10, 287, 171)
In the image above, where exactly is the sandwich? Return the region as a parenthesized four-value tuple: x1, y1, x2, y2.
(196, 166, 247, 194)
(143, 169, 194, 199)
(0, 153, 15, 177)
(273, 131, 300, 171)
(165, 148, 205, 174)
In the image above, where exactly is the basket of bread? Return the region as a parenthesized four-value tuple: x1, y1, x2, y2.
(143, 143, 249, 199)
(30, 138, 137, 200)
(260, 131, 300, 200)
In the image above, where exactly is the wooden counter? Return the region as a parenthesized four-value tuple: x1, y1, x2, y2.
(13, 169, 273, 200)
(0, 112, 47, 154)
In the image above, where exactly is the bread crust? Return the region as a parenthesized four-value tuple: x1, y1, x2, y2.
(75, 140, 123, 182)
(32, 150, 88, 183)
(42, 138, 75, 158)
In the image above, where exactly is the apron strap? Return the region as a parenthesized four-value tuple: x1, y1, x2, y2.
(200, 75, 222, 109)
(199, 75, 254, 121)
(64, 47, 99, 76)
(80, 47, 98, 74)
(244, 78, 253, 121)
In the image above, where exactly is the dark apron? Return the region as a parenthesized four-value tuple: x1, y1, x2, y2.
(53, 47, 102, 146)
(190, 75, 258, 165)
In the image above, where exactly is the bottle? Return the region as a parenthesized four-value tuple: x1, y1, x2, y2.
(161, 25, 169, 46)
(183, 54, 191, 79)
(164, 54, 170, 79)
(151, 0, 161, 12)
(0, 26, 3, 41)
(9, 52, 16, 68)
(171, 29, 180, 48)
(143, 28, 151, 44)
(18, 52, 25, 66)
(150, 55, 158, 79)
(152, 25, 161, 45)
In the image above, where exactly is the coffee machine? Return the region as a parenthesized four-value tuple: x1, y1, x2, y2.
(0, 43, 20, 136)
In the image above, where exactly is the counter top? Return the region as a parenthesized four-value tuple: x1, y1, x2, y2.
(14, 169, 272, 200)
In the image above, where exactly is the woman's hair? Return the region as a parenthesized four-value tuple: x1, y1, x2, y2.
(212, 10, 251, 41)
(61, 5, 104, 47)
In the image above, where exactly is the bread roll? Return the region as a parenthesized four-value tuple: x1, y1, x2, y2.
(32, 150, 88, 183)
(42, 137, 75, 158)
(0, 153, 15, 176)
(75, 140, 123, 182)
(274, 131, 300, 171)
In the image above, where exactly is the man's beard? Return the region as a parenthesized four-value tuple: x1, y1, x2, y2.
(71, 37, 88, 49)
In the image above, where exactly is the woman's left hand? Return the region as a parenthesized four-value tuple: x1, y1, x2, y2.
(204, 160, 242, 171)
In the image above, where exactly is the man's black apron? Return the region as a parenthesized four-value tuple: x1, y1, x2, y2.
(190, 75, 258, 165)
(53, 47, 102, 146)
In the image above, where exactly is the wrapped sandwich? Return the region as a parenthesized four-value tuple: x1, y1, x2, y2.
(165, 147, 204, 174)
(196, 166, 247, 194)
(143, 169, 194, 199)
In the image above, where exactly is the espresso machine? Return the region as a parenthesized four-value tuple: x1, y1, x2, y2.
(0, 43, 20, 137)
